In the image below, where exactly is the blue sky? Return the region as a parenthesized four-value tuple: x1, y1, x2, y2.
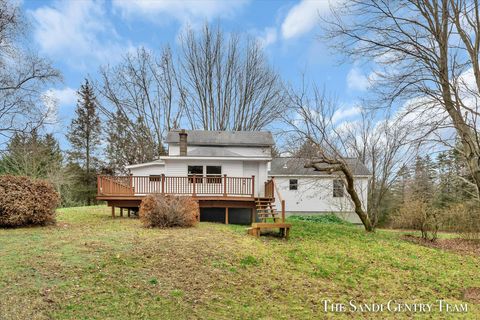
(22, 0, 369, 149)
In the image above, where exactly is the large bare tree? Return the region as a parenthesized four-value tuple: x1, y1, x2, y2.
(343, 110, 417, 226)
(324, 0, 480, 199)
(180, 24, 286, 130)
(0, 0, 60, 146)
(285, 83, 374, 231)
(97, 24, 286, 169)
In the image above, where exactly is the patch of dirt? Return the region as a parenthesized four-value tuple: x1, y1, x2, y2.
(403, 234, 480, 256)
(463, 287, 480, 303)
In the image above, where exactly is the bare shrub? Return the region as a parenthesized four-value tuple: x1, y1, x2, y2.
(442, 203, 480, 241)
(0, 175, 59, 227)
(390, 199, 440, 241)
(139, 194, 199, 228)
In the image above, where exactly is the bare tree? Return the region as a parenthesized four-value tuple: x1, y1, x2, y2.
(97, 24, 286, 169)
(0, 0, 60, 146)
(285, 83, 374, 231)
(96, 47, 182, 165)
(343, 110, 417, 226)
(180, 24, 286, 130)
(324, 0, 480, 199)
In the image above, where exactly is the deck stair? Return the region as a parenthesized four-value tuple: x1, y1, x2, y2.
(248, 178, 291, 239)
(255, 197, 280, 222)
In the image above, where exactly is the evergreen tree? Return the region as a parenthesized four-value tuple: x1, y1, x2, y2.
(0, 130, 63, 178)
(66, 79, 102, 205)
(106, 113, 164, 173)
(412, 155, 436, 200)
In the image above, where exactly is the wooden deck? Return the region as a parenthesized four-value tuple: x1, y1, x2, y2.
(97, 175, 290, 238)
(97, 174, 256, 198)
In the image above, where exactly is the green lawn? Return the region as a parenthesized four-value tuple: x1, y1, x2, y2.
(0, 206, 479, 319)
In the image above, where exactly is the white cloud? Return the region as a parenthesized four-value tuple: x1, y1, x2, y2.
(112, 0, 249, 25)
(347, 67, 370, 91)
(30, 0, 129, 68)
(281, 0, 337, 39)
(257, 27, 277, 48)
(44, 87, 77, 107)
(41, 87, 77, 123)
(332, 106, 362, 124)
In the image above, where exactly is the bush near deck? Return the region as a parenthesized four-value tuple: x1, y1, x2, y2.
(0, 206, 479, 319)
(139, 194, 199, 228)
(0, 175, 59, 227)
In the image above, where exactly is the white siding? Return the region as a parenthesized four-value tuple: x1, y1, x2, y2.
(160, 159, 270, 196)
(168, 144, 271, 157)
(272, 176, 369, 224)
(164, 159, 244, 177)
(129, 164, 165, 176)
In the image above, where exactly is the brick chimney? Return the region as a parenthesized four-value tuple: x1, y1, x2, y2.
(179, 129, 188, 156)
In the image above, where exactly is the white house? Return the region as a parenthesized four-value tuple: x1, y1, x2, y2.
(125, 130, 272, 197)
(268, 158, 370, 224)
(97, 129, 370, 224)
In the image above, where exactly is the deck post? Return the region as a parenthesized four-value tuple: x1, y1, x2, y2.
(223, 174, 227, 196)
(120, 208, 123, 217)
(225, 207, 229, 224)
(97, 176, 100, 195)
(161, 174, 165, 194)
(111, 206, 115, 218)
(127, 208, 131, 217)
(251, 208, 255, 223)
(251, 175, 255, 197)
(192, 175, 196, 196)
(129, 174, 133, 195)
(281, 200, 286, 222)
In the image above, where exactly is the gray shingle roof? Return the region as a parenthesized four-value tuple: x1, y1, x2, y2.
(269, 157, 371, 176)
(166, 130, 274, 146)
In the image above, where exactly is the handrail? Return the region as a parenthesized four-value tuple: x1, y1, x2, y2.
(97, 175, 254, 197)
(271, 177, 286, 223)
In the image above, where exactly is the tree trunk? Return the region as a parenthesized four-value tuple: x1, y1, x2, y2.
(343, 166, 374, 232)
(310, 161, 374, 232)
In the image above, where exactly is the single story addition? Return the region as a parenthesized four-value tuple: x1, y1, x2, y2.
(268, 158, 370, 224)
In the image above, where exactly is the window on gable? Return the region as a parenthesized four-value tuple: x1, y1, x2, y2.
(206, 166, 222, 183)
(333, 179, 344, 197)
(188, 165, 203, 183)
(289, 179, 298, 190)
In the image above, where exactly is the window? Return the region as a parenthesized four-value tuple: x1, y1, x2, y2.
(289, 179, 298, 190)
(206, 166, 222, 183)
(188, 166, 203, 183)
(149, 175, 161, 182)
(333, 179, 344, 197)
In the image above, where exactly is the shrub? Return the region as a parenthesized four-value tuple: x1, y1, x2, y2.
(289, 214, 350, 225)
(0, 175, 59, 227)
(441, 203, 480, 240)
(139, 194, 199, 228)
(390, 199, 440, 241)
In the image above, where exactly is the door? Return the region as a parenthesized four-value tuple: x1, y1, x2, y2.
(243, 161, 259, 196)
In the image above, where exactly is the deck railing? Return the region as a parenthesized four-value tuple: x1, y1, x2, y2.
(268, 177, 286, 223)
(97, 174, 255, 197)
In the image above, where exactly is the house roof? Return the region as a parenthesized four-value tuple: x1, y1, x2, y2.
(166, 130, 274, 146)
(269, 157, 371, 176)
(125, 160, 165, 169)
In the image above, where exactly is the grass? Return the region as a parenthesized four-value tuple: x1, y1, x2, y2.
(0, 206, 479, 319)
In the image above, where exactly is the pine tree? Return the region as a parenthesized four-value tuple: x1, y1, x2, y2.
(412, 155, 436, 200)
(66, 79, 102, 205)
(106, 113, 164, 173)
(0, 130, 62, 178)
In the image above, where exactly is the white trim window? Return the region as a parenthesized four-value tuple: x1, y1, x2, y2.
(333, 179, 344, 197)
(289, 179, 298, 190)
